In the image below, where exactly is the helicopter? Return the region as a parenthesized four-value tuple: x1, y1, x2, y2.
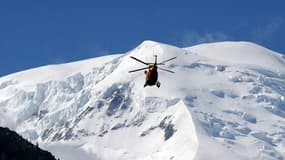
(128, 55, 176, 88)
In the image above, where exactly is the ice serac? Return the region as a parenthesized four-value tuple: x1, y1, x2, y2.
(1, 40, 285, 160)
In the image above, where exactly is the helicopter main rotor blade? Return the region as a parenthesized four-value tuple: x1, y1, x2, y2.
(158, 67, 175, 73)
(130, 56, 152, 65)
(157, 56, 177, 65)
(128, 67, 149, 73)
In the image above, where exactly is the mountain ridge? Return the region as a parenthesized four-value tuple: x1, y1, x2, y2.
(1, 40, 285, 160)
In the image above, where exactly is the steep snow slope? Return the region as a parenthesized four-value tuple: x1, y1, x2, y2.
(188, 41, 285, 72)
(1, 40, 285, 160)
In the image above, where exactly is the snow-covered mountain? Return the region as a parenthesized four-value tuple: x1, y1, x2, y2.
(1, 40, 285, 160)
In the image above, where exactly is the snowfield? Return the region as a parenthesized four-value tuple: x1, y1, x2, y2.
(1, 40, 285, 160)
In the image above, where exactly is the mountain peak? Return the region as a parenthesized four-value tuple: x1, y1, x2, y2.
(140, 40, 159, 45)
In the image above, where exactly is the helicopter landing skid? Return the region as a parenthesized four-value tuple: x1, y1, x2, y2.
(156, 81, 160, 88)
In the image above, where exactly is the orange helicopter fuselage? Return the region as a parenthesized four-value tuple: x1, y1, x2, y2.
(146, 65, 158, 86)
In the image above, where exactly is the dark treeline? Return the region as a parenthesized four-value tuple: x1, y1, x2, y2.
(0, 127, 57, 160)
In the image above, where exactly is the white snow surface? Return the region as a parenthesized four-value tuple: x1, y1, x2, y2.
(1, 40, 285, 160)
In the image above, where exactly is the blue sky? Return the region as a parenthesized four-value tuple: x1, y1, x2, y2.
(0, 0, 284, 76)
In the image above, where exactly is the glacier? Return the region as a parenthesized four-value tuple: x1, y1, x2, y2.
(1, 40, 285, 159)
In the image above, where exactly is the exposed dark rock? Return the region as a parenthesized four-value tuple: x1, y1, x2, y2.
(98, 130, 108, 137)
(96, 100, 104, 109)
(140, 126, 158, 137)
(163, 124, 176, 140)
(159, 116, 177, 141)
(39, 109, 48, 120)
(41, 128, 54, 141)
(111, 123, 125, 130)
(140, 116, 176, 140)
